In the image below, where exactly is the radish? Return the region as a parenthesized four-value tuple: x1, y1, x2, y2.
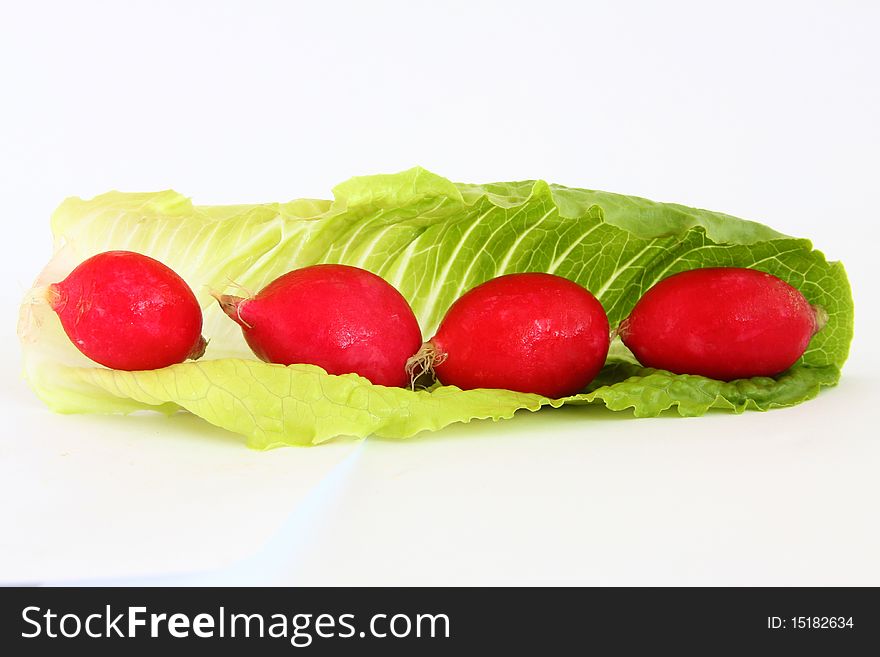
(216, 264, 422, 387)
(409, 273, 610, 397)
(48, 250, 206, 370)
(617, 267, 827, 380)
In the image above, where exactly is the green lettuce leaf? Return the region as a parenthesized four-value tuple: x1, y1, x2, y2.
(18, 168, 853, 448)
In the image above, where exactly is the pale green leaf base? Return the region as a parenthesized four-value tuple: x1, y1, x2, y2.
(27, 359, 841, 449)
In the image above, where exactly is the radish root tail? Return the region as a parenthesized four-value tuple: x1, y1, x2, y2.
(210, 290, 253, 329)
(405, 341, 447, 390)
(188, 335, 209, 361)
(611, 316, 631, 342)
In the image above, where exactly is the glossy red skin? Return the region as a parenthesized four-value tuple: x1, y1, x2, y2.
(430, 273, 610, 397)
(619, 267, 819, 380)
(226, 264, 422, 388)
(49, 251, 205, 371)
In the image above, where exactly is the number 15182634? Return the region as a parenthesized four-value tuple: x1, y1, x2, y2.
(768, 617, 854, 630)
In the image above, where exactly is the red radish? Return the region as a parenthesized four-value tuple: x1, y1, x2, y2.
(618, 267, 827, 380)
(410, 273, 610, 397)
(216, 264, 422, 387)
(48, 250, 206, 370)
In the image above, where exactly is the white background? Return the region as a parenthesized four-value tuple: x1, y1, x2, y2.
(1, 1, 878, 585)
